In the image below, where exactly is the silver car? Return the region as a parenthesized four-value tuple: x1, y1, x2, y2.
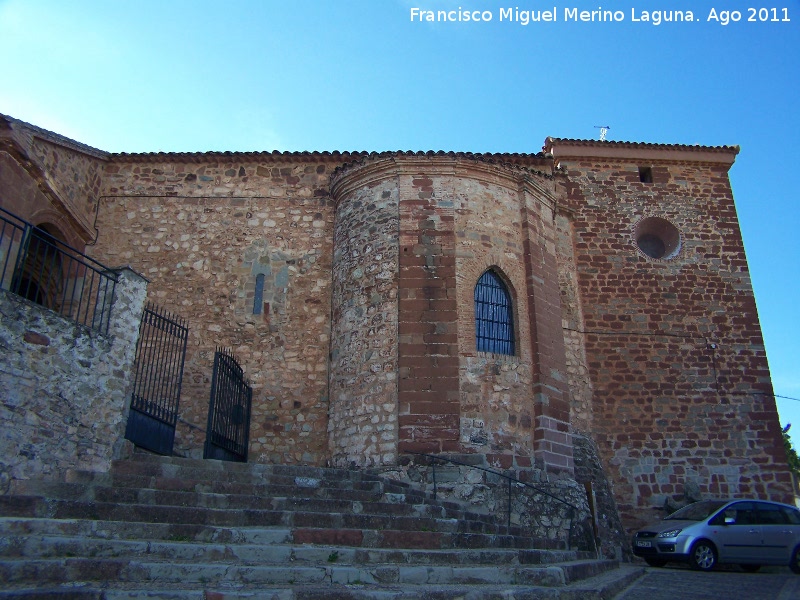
(632, 499, 800, 572)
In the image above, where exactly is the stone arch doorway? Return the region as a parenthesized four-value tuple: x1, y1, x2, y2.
(17, 222, 67, 310)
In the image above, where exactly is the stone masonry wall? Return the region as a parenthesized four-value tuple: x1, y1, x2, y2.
(329, 171, 400, 467)
(90, 156, 341, 465)
(452, 164, 536, 468)
(28, 136, 104, 239)
(558, 153, 793, 530)
(330, 156, 574, 474)
(0, 269, 147, 492)
(556, 213, 595, 434)
(1, 117, 105, 243)
(0, 152, 86, 249)
(396, 167, 461, 458)
(520, 177, 573, 473)
(380, 455, 593, 550)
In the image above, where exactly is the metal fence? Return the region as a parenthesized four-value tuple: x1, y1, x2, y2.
(0, 206, 117, 334)
(204, 348, 253, 463)
(124, 304, 189, 456)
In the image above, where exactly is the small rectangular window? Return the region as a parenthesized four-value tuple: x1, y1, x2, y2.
(253, 274, 265, 314)
(638, 166, 653, 183)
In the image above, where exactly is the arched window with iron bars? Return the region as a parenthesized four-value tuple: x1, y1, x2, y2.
(474, 269, 515, 355)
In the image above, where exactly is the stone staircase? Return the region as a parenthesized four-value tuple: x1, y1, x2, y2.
(0, 454, 643, 598)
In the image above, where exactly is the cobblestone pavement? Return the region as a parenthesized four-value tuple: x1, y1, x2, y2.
(614, 565, 800, 600)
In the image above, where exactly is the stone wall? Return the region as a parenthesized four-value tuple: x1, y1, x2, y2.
(556, 213, 595, 434)
(572, 433, 630, 560)
(396, 165, 461, 459)
(382, 455, 593, 550)
(329, 155, 574, 474)
(0, 268, 147, 492)
(28, 136, 104, 238)
(452, 164, 534, 467)
(548, 140, 793, 530)
(1, 115, 105, 245)
(91, 155, 342, 464)
(329, 167, 400, 467)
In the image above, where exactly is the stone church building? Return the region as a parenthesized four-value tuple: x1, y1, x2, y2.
(0, 113, 792, 536)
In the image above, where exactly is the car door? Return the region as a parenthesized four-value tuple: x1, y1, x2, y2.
(756, 502, 796, 564)
(711, 501, 762, 563)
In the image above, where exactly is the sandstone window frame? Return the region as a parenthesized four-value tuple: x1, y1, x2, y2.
(633, 216, 682, 261)
(474, 268, 516, 356)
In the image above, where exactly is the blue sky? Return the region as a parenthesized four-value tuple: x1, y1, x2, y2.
(1, 0, 798, 442)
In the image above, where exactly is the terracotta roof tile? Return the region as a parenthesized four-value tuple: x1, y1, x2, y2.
(108, 149, 549, 163)
(544, 137, 739, 154)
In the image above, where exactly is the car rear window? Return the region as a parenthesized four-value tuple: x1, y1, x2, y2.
(757, 503, 788, 524)
(782, 506, 800, 525)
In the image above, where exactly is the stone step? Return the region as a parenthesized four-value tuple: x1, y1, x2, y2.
(0, 516, 294, 546)
(0, 456, 636, 600)
(51, 471, 389, 502)
(108, 455, 462, 512)
(0, 487, 526, 542)
(108, 456, 387, 489)
(0, 507, 532, 552)
(0, 452, 645, 597)
(0, 524, 586, 566)
(0, 495, 458, 533)
(53, 458, 520, 538)
(7, 480, 430, 518)
(0, 564, 645, 599)
(0, 517, 573, 558)
(0, 555, 620, 588)
(108, 458, 561, 539)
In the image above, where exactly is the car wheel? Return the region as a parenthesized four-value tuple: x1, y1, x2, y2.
(689, 540, 717, 571)
(791, 546, 800, 574)
(739, 564, 761, 573)
(644, 557, 668, 567)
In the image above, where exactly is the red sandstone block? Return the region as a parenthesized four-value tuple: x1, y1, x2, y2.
(401, 378, 460, 393)
(23, 331, 50, 346)
(398, 440, 441, 454)
(398, 343, 454, 356)
(399, 254, 434, 267)
(486, 454, 513, 469)
(399, 414, 459, 428)
(398, 322, 437, 335)
(440, 439, 462, 452)
(412, 367, 459, 392)
(401, 298, 454, 316)
(414, 229, 454, 239)
(293, 529, 364, 546)
(515, 455, 532, 468)
(410, 427, 459, 442)
(402, 400, 460, 415)
(379, 530, 442, 549)
(422, 333, 458, 344)
(399, 356, 457, 369)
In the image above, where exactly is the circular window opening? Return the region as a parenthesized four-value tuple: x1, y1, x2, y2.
(634, 217, 681, 260)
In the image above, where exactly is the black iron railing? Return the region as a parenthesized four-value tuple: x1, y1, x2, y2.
(204, 348, 253, 463)
(0, 206, 117, 334)
(404, 451, 596, 553)
(125, 304, 189, 456)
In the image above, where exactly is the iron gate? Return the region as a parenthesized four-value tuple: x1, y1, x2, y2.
(204, 348, 253, 462)
(124, 304, 189, 455)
